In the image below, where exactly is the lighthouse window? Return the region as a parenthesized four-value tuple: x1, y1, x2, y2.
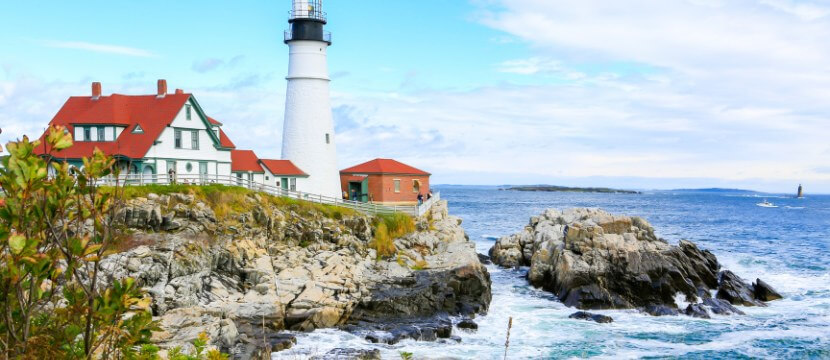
(186, 104, 192, 120)
(325, 133, 330, 144)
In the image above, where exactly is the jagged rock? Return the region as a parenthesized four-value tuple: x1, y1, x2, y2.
(703, 297, 745, 315)
(642, 305, 679, 316)
(753, 278, 783, 301)
(98, 196, 489, 353)
(457, 319, 479, 330)
(684, 303, 711, 319)
(490, 208, 781, 317)
(568, 311, 614, 323)
(717, 270, 766, 307)
(311, 348, 381, 360)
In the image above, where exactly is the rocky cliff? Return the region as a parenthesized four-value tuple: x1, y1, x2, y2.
(489, 208, 780, 317)
(98, 190, 490, 358)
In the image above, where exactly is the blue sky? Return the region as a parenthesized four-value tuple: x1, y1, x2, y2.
(2, 0, 829, 192)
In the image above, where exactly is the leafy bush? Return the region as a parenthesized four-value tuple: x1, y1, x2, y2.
(0, 126, 227, 358)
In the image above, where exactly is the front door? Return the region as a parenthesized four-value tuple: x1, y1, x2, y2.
(142, 165, 154, 183)
(349, 182, 362, 202)
(166, 161, 176, 184)
(199, 162, 208, 183)
(281, 178, 289, 190)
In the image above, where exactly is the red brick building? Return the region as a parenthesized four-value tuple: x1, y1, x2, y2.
(340, 159, 431, 205)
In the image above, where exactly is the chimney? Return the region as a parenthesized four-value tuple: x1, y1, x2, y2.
(91, 82, 102, 100)
(175, 88, 184, 95)
(157, 79, 167, 98)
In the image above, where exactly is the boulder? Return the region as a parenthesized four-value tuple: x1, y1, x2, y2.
(490, 208, 781, 318)
(568, 311, 614, 323)
(684, 303, 711, 319)
(753, 278, 783, 301)
(717, 270, 766, 307)
(703, 297, 745, 315)
(457, 319, 479, 330)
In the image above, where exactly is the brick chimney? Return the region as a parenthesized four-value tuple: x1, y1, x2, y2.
(157, 79, 167, 98)
(91, 82, 102, 100)
(175, 89, 184, 94)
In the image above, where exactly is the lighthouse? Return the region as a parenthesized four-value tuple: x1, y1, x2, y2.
(281, 0, 341, 198)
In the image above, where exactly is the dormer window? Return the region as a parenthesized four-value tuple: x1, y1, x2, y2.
(97, 127, 105, 141)
(186, 104, 192, 120)
(132, 124, 144, 134)
(83, 127, 91, 141)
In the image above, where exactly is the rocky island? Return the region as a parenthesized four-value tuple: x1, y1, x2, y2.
(489, 208, 781, 319)
(98, 187, 490, 358)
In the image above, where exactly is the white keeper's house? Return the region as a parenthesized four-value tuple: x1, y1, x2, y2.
(36, 79, 308, 191)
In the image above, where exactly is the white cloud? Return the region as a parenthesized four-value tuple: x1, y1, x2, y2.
(760, 0, 830, 20)
(42, 40, 157, 57)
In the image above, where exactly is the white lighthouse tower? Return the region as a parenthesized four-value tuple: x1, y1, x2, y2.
(281, 0, 341, 198)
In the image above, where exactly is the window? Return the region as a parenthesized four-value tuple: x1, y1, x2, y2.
(394, 179, 401, 193)
(191, 131, 199, 150)
(325, 133, 330, 144)
(83, 127, 91, 141)
(290, 178, 297, 191)
(74, 126, 83, 141)
(265, 176, 269, 181)
(97, 127, 105, 141)
(174, 129, 182, 148)
(413, 180, 421, 193)
(186, 104, 192, 120)
(185, 162, 193, 172)
(132, 124, 143, 134)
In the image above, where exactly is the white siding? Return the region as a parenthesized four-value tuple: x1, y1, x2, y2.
(141, 98, 232, 178)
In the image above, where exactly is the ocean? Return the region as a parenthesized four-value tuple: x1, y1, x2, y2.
(274, 186, 830, 359)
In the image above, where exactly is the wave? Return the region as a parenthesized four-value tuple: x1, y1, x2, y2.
(481, 235, 500, 241)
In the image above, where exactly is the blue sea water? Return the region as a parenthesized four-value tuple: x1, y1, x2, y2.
(275, 187, 830, 359)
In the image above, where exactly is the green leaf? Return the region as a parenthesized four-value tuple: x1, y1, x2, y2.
(9, 234, 25, 254)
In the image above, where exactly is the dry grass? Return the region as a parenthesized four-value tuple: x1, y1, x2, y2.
(370, 223, 397, 259)
(369, 213, 416, 260)
(107, 184, 356, 221)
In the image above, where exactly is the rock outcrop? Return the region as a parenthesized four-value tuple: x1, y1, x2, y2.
(99, 193, 489, 358)
(489, 208, 780, 316)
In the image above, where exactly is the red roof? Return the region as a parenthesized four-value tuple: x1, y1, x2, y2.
(207, 116, 223, 126)
(260, 159, 308, 176)
(340, 158, 430, 176)
(218, 129, 236, 149)
(231, 150, 264, 173)
(35, 93, 192, 159)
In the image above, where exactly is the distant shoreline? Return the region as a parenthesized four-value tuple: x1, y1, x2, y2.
(503, 185, 641, 194)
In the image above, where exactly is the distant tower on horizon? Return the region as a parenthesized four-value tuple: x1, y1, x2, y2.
(281, 0, 340, 198)
(797, 184, 804, 198)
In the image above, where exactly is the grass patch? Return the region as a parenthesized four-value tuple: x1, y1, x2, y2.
(105, 184, 358, 221)
(370, 213, 415, 259)
(374, 213, 415, 239)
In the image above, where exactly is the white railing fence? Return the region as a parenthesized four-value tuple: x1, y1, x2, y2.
(92, 173, 438, 217)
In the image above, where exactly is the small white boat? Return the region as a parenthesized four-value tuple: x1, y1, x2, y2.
(756, 199, 778, 208)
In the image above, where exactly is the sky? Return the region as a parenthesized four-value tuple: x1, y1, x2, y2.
(1, 0, 829, 193)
